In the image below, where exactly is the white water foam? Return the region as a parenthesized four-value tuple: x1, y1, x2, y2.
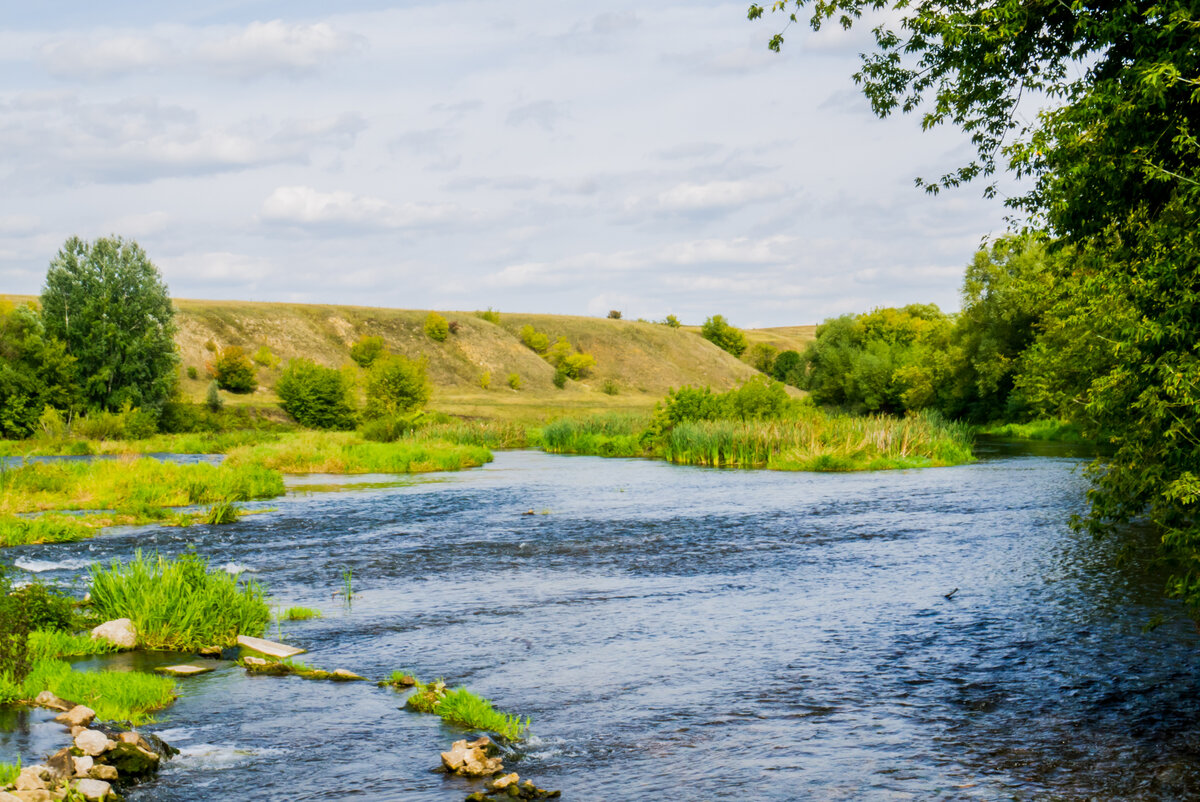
(219, 562, 257, 574)
(14, 557, 93, 573)
(172, 743, 286, 771)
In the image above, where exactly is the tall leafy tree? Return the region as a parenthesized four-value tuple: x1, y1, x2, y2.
(40, 236, 178, 414)
(751, 0, 1200, 604)
(0, 302, 77, 437)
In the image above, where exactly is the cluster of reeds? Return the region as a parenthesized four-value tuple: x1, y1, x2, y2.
(537, 413, 649, 458)
(400, 678, 530, 740)
(88, 551, 270, 650)
(416, 420, 530, 449)
(0, 659, 176, 724)
(223, 431, 493, 474)
(0, 760, 21, 786)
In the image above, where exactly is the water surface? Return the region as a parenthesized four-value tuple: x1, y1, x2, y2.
(4, 449, 1199, 800)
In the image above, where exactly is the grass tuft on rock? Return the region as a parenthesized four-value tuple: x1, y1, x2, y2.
(404, 679, 529, 740)
(282, 606, 321, 621)
(88, 551, 270, 650)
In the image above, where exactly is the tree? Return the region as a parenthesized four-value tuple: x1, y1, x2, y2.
(40, 236, 177, 414)
(276, 359, 357, 429)
(746, 342, 778, 374)
(212, 345, 257, 394)
(0, 301, 77, 438)
(364, 354, 431, 419)
(424, 312, 450, 342)
(751, 0, 1200, 605)
(701, 315, 748, 357)
(350, 335, 386, 368)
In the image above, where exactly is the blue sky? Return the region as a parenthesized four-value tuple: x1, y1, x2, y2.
(0, 1, 1014, 327)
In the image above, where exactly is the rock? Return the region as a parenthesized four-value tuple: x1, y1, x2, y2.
(86, 766, 117, 782)
(43, 749, 74, 782)
(466, 794, 490, 802)
(154, 664, 214, 677)
(73, 730, 111, 757)
(11, 791, 52, 802)
(0, 791, 21, 802)
(54, 705, 96, 728)
(69, 727, 84, 738)
(488, 773, 520, 791)
(13, 768, 46, 792)
(33, 691, 74, 712)
(197, 646, 222, 657)
(236, 635, 304, 659)
(72, 756, 94, 777)
(242, 656, 268, 666)
(440, 738, 504, 778)
(100, 742, 159, 779)
(330, 669, 365, 681)
(90, 619, 136, 649)
(73, 779, 111, 801)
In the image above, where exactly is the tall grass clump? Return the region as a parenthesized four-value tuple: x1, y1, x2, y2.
(89, 551, 270, 650)
(0, 759, 20, 786)
(202, 499, 241, 525)
(0, 513, 94, 547)
(27, 630, 119, 660)
(225, 431, 492, 474)
(978, 418, 1089, 443)
(282, 606, 321, 621)
(416, 421, 529, 449)
(436, 687, 530, 740)
(538, 414, 648, 458)
(0, 659, 177, 723)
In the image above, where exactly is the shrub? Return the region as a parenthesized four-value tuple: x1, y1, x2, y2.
(89, 551, 270, 650)
(424, 312, 450, 342)
(448, 320, 461, 335)
(359, 413, 421, 443)
(701, 315, 748, 357)
(724, 376, 790, 421)
(747, 342, 779, 374)
(204, 339, 217, 353)
(213, 345, 257, 393)
(560, 352, 596, 379)
(365, 354, 431, 419)
(186, 366, 199, 380)
(507, 373, 522, 390)
(664, 314, 681, 328)
(772, 350, 804, 385)
(552, 368, 568, 389)
(206, 380, 223, 412)
(476, 308, 501, 325)
(608, 310, 622, 319)
(519, 325, 549, 353)
(277, 359, 357, 430)
(479, 371, 491, 390)
(73, 410, 125, 441)
(349, 335, 386, 368)
(252, 346, 278, 368)
(602, 379, 619, 395)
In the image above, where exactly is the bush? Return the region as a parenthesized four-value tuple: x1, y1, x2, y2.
(602, 379, 619, 395)
(552, 369, 568, 389)
(747, 342, 779, 374)
(213, 345, 257, 393)
(772, 350, 804, 385)
(186, 366, 199, 380)
(507, 373, 522, 390)
(476, 308, 501, 325)
(448, 320, 461, 335)
(252, 346, 278, 368)
(701, 315, 748, 357)
(349, 335, 386, 368)
(359, 413, 421, 443)
(479, 371, 491, 390)
(365, 354, 431, 419)
(206, 380, 223, 412)
(608, 310, 622, 319)
(519, 325, 550, 353)
(424, 312, 450, 342)
(277, 359, 357, 430)
(558, 352, 596, 380)
(663, 314, 681, 328)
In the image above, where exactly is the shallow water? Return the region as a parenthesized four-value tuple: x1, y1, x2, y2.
(4, 449, 1200, 800)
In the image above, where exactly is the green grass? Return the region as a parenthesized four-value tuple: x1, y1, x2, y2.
(0, 513, 95, 547)
(381, 669, 417, 688)
(27, 629, 120, 660)
(239, 658, 362, 682)
(403, 678, 529, 740)
(977, 418, 1091, 443)
(202, 499, 241, 524)
(88, 551, 270, 650)
(0, 659, 176, 724)
(534, 408, 974, 471)
(223, 431, 492, 474)
(0, 457, 283, 515)
(416, 421, 530, 449)
(0, 759, 20, 786)
(282, 606, 321, 621)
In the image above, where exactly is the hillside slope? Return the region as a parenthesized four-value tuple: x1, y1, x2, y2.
(3, 295, 798, 422)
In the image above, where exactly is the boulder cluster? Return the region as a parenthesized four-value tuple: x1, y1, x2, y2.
(1, 692, 174, 802)
(438, 737, 560, 801)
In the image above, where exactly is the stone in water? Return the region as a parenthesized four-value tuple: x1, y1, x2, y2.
(236, 635, 305, 659)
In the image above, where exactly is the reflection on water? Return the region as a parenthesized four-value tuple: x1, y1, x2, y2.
(3, 448, 1198, 801)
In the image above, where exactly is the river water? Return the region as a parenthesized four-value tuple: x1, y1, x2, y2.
(4, 448, 1200, 800)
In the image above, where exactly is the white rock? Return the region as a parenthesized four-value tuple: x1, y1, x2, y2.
(74, 778, 112, 801)
(54, 705, 96, 728)
(236, 635, 304, 659)
(72, 756, 94, 777)
(0, 791, 22, 802)
(90, 619, 136, 649)
(73, 729, 111, 757)
(13, 767, 46, 791)
(87, 765, 118, 781)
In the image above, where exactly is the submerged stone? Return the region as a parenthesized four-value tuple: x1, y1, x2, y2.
(236, 635, 305, 659)
(33, 691, 74, 712)
(73, 778, 112, 801)
(100, 741, 159, 779)
(440, 738, 504, 778)
(154, 664, 215, 677)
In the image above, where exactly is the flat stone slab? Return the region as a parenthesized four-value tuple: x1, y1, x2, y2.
(154, 664, 215, 677)
(236, 635, 305, 659)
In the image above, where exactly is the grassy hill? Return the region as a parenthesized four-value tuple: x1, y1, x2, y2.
(5, 294, 811, 423)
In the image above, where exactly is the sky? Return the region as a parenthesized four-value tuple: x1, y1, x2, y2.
(0, 1, 1018, 328)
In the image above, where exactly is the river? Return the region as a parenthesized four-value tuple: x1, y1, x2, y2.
(4, 447, 1200, 800)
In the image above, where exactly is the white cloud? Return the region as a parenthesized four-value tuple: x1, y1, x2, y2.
(506, 100, 570, 131)
(657, 236, 795, 265)
(628, 180, 786, 215)
(197, 20, 366, 79)
(260, 186, 461, 230)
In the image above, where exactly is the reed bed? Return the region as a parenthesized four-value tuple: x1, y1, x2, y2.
(538, 413, 649, 458)
(0, 458, 282, 516)
(224, 431, 492, 474)
(416, 420, 530, 449)
(89, 551, 270, 650)
(977, 418, 1089, 443)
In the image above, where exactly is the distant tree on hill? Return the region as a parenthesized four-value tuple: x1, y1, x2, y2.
(40, 236, 177, 414)
(276, 359, 357, 429)
(607, 310, 622, 319)
(701, 315, 748, 357)
(212, 345, 257, 394)
(365, 354, 431, 418)
(424, 312, 450, 342)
